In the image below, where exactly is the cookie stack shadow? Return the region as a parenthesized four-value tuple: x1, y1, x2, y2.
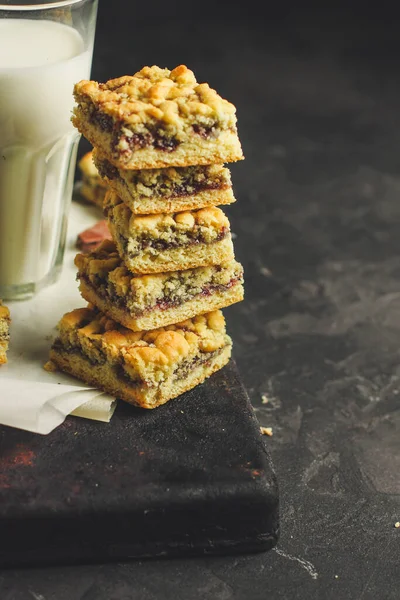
(47, 65, 245, 409)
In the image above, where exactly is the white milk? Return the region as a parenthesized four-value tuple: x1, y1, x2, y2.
(0, 19, 93, 297)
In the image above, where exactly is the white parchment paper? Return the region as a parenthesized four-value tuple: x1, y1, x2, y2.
(0, 197, 117, 434)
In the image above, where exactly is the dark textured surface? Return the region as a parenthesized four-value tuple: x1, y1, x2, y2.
(2, 2, 400, 598)
(0, 361, 278, 567)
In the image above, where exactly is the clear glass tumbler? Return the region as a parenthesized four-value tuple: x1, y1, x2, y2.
(0, 0, 98, 300)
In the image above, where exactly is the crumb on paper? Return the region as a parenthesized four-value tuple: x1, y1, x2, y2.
(395, 522, 400, 528)
(260, 426, 273, 436)
(260, 266, 272, 277)
(261, 394, 269, 404)
(43, 360, 57, 372)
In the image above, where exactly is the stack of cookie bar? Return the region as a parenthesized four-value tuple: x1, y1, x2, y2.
(48, 65, 244, 409)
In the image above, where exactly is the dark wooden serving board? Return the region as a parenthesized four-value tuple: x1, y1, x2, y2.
(0, 361, 279, 568)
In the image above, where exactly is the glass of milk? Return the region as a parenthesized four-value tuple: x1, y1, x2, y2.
(0, 0, 98, 300)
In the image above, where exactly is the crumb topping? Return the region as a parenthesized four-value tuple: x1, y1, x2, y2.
(131, 206, 228, 232)
(106, 191, 229, 234)
(73, 65, 237, 137)
(57, 306, 227, 371)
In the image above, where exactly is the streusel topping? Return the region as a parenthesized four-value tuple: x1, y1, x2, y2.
(129, 206, 228, 232)
(106, 191, 229, 234)
(59, 307, 227, 366)
(73, 65, 237, 131)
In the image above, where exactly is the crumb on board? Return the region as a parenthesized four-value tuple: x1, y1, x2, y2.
(395, 522, 400, 528)
(43, 360, 57, 372)
(260, 426, 273, 436)
(261, 394, 269, 404)
(260, 266, 272, 277)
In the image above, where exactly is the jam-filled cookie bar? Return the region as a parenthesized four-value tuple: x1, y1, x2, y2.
(47, 307, 231, 409)
(93, 150, 235, 214)
(78, 151, 107, 208)
(72, 65, 244, 170)
(0, 301, 10, 365)
(75, 240, 244, 331)
(105, 193, 234, 274)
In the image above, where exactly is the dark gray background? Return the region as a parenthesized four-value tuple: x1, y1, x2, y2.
(2, 2, 400, 598)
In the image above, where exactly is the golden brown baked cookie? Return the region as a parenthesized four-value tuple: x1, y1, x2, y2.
(75, 239, 244, 331)
(105, 191, 234, 274)
(93, 149, 235, 214)
(72, 65, 244, 169)
(47, 306, 231, 409)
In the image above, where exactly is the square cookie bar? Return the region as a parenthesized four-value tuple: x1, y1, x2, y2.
(105, 194, 234, 273)
(75, 240, 244, 331)
(72, 65, 244, 169)
(93, 150, 235, 214)
(47, 307, 231, 409)
(0, 301, 10, 365)
(78, 151, 107, 208)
